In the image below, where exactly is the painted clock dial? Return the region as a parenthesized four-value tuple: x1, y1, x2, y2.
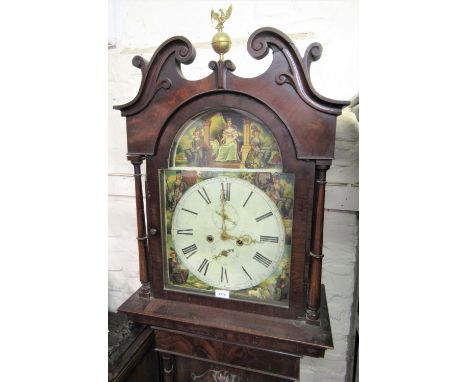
(162, 108, 294, 306)
(171, 176, 285, 291)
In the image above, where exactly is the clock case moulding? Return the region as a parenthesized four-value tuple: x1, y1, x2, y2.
(114, 27, 349, 363)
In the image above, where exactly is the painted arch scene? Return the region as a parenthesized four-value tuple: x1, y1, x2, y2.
(171, 109, 283, 170)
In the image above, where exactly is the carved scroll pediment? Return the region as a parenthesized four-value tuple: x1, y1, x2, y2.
(209, 59, 236, 89)
(247, 27, 348, 115)
(114, 27, 349, 159)
(114, 36, 196, 116)
(114, 27, 348, 117)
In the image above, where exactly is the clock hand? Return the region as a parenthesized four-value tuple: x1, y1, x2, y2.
(216, 210, 237, 225)
(220, 187, 228, 240)
(219, 184, 239, 237)
(239, 234, 259, 245)
(212, 249, 233, 260)
(222, 232, 260, 245)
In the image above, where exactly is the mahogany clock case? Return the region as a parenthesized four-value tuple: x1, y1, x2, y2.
(114, 27, 348, 363)
(147, 93, 317, 319)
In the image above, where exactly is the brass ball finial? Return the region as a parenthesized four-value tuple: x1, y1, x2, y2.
(212, 32, 232, 61)
(210, 4, 232, 61)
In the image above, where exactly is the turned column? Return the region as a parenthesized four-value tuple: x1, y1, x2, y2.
(128, 155, 151, 297)
(306, 163, 330, 322)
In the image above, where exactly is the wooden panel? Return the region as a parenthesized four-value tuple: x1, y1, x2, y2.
(173, 355, 293, 382)
(119, 285, 332, 357)
(154, 328, 300, 379)
(123, 350, 159, 382)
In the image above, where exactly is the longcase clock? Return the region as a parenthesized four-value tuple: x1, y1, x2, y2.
(114, 16, 348, 381)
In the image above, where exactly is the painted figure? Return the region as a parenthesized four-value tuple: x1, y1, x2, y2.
(215, 118, 240, 162)
(185, 126, 208, 166)
(266, 173, 283, 204)
(245, 126, 263, 168)
(167, 172, 188, 211)
(266, 173, 293, 218)
(168, 247, 188, 284)
(275, 267, 290, 300)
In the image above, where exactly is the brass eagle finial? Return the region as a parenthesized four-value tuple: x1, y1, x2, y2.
(210, 5, 233, 61)
(211, 4, 232, 32)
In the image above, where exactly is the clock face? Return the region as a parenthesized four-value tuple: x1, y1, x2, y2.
(162, 109, 293, 306)
(171, 176, 285, 291)
(161, 169, 294, 306)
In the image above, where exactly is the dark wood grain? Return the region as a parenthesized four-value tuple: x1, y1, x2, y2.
(119, 285, 332, 358)
(128, 155, 151, 297)
(177, 356, 292, 382)
(307, 163, 329, 321)
(114, 27, 348, 159)
(154, 328, 300, 379)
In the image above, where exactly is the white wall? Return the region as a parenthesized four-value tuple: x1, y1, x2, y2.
(109, 1, 358, 381)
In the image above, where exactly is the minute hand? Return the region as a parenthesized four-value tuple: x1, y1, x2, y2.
(219, 186, 228, 240)
(216, 210, 237, 225)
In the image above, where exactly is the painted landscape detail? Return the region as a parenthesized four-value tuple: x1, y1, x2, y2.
(172, 109, 282, 170)
(162, 169, 294, 305)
